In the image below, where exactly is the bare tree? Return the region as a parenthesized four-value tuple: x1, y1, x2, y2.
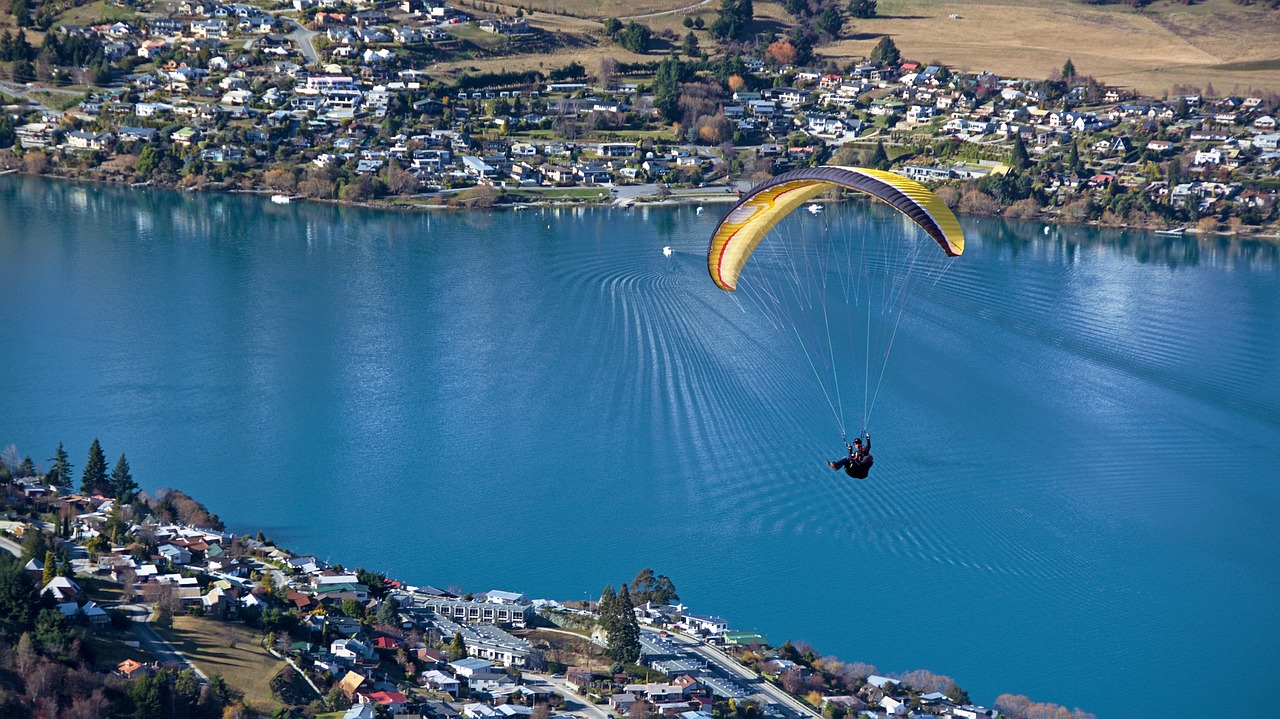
(224, 626, 242, 649)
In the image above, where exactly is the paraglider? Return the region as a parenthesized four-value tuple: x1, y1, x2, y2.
(706, 166, 965, 475)
(708, 166, 963, 292)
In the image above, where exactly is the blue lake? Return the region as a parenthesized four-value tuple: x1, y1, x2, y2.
(2, 176, 1278, 718)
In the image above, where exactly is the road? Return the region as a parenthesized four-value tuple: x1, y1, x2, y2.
(276, 16, 320, 66)
(662, 632, 821, 719)
(0, 80, 80, 113)
(119, 602, 209, 680)
(0, 535, 21, 558)
(524, 672, 613, 719)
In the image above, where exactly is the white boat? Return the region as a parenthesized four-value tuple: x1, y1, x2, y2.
(1154, 227, 1186, 236)
(271, 194, 291, 205)
(807, 203, 823, 214)
(663, 246, 673, 257)
(696, 206, 704, 215)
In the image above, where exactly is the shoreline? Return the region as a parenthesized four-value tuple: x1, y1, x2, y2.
(4, 169, 1278, 242)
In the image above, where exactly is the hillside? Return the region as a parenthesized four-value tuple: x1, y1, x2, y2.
(500, 0, 1280, 95)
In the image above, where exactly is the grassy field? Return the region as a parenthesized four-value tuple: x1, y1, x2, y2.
(154, 616, 285, 714)
(827, 0, 1280, 96)
(494, 0, 1280, 95)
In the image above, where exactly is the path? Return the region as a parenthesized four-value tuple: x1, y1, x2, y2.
(621, 0, 714, 20)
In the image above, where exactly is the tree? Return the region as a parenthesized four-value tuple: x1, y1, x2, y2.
(20, 529, 48, 563)
(1062, 57, 1076, 82)
(80, 438, 108, 495)
(110, 453, 138, 502)
(603, 18, 622, 35)
(607, 584, 641, 664)
(815, 6, 843, 37)
(597, 584, 617, 630)
(870, 139, 889, 169)
(341, 598, 365, 620)
(376, 595, 400, 625)
(682, 30, 699, 57)
(1010, 133, 1029, 170)
(1067, 140, 1082, 175)
(43, 550, 56, 584)
(653, 57, 682, 121)
(449, 631, 468, 660)
(765, 40, 797, 66)
(47, 442, 73, 486)
(847, 0, 876, 18)
(618, 22, 651, 53)
(870, 35, 900, 66)
(784, 0, 807, 18)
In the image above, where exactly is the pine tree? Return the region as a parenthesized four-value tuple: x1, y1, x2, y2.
(17, 455, 36, 477)
(870, 139, 889, 170)
(110, 453, 138, 502)
(43, 550, 56, 584)
(48, 442, 73, 486)
(653, 57, 681, 122)
(449, 631, 468, 660)
(608, 584, 641, 664)
(1062, 57, 1076, 82)
(81, 438, 108, 495)
(597, 584, 618, 631)
(870, 36, 899, 66)
(1010, 133, 1029, 170)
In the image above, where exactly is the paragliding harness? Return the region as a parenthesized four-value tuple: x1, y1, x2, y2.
(830, 432, 873, 479)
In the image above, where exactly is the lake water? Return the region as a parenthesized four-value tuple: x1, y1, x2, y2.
(2, 176, 1278, 718)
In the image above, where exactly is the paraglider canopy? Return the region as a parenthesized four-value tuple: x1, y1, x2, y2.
(707, 166, 964, 291)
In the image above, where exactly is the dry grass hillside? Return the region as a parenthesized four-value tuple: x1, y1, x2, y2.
(492, 0, 1280, 95)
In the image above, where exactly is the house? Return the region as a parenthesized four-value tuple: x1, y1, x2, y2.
(565, 667, 593, 691)
(344, 703, 378, 719)
(449, 658, 494, 677)
(467, 671, 517, 693)
(422, 669, 460, 696)
(338, 670, 371, 700)
(360, 690, 409, 714)
(682, 614, 728, 635)
(66, 131, 114, 151)
(116, 659, 154, 679)
(41, 576, 81, 601)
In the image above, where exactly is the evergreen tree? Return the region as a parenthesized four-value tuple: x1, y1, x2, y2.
(376, 595, 399, 625)
(17, 455, 35, 477)
(870, 139, 889, 170)
(43, 550, 56, 584)
(682, 30, 699, 58)
(815, 6, 843, 37)
(1010, 133, 1029, 170)
(617, 22, 651, 54)
(653, 57, 682, 121)
(81, 438, 108, 495)
(784, 0, 807, 18)
(847, 0, 876, 18)
(607, 584, 641, 664)
(20, 530, 48, 563)
(1062, 57, 1076, 82)
(597, 584, 618, 631)
(110, 453, 138, 502)
(870, 36, 900, 66)
(1067, 141, 1082, 175)
(449, 631, 468, 660)
(47, 442, 73, 486)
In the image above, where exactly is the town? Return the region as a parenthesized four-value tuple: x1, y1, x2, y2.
(0, 441, 1094, 719)
(0, 0, 1277, 233)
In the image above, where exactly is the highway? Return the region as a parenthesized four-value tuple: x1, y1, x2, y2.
(658, 631, 821, 719)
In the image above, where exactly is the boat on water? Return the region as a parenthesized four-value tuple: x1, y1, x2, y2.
(1154, 227, 1186, 236)
(271, 194, 292, 205)
(696, 206, 704, 215)
(807, 203, 823, 214)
